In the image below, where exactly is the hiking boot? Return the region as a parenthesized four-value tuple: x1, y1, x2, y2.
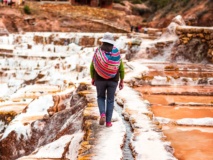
(99, 113, 106, 125)
(106, 122, 112, 127)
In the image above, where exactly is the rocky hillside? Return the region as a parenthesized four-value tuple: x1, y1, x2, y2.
(0, 2, 142, 33)
(0, 0, 212, 34)
(114, 0, 212, 28)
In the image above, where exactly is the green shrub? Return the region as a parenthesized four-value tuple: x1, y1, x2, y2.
(24, 5, 31, 14)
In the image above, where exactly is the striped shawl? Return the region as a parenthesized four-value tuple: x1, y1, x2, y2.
(93, 47, 121, 79)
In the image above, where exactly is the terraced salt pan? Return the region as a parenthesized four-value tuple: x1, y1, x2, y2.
(138, 86, 213, 95)
(0, 44, 14, 51)
(18, 132, 84, 160)
(136, 59, 213, 160)
(151, 105, 213, 119)
(0, 33, 126, 53)
(0, 83, 10, 97)
(172, 126, 213, 133)
(116, 86, 176, 160)
(155, 117, 213, 127)
(16, 32, 126, 45)
(143, 94, 213, 105)
(124, 60, 149, 82)
(12, 85, 61, 95)
(0, 102, 31, 113)
(1, 29, 211, 159)
(151, 76, 200, 86)
(163, 126, 213, 160)
(1, 95, 54, 140)
(8, 85, 61, 101)
(109, 59, 177, 159)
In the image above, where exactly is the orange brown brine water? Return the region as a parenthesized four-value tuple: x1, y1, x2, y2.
(135, 85, 213, 160)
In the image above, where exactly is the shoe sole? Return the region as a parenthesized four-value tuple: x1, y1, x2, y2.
(99, 116, 106, 125)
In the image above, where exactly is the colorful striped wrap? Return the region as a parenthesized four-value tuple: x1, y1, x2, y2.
(93, 47, 121, 79)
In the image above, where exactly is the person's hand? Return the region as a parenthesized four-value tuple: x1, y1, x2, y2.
(91, 79, 95, 86)
(119, 80, 124, 90)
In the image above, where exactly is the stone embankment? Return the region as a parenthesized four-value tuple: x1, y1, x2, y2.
(126, 26, 213, 63)
(173, 26, 213, 63)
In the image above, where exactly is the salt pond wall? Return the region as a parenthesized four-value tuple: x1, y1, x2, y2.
(174, 26, 213, 63)
(26, 32, 122, 47)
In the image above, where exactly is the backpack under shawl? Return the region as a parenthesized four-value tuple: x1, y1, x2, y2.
(93, 47, 121, 79)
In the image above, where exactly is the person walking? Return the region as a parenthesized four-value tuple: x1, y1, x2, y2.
(90, 32, 125, 127)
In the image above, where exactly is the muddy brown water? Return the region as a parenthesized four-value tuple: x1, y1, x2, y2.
(135, 77, 213, 159)
(163, 126, 213, 160)
(142, 94, 213, 105)
(151, 105, 213, 119)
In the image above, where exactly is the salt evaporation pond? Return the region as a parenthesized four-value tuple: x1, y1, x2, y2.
(0, 30, 212, 160)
